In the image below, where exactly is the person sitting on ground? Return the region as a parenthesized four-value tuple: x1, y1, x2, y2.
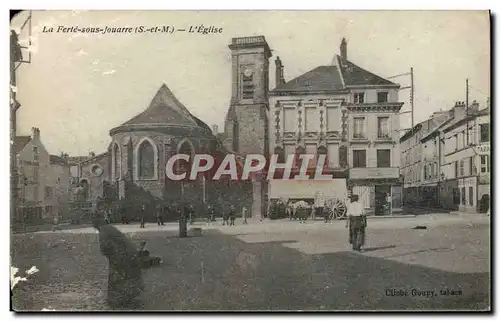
(93, 214, 144, 310)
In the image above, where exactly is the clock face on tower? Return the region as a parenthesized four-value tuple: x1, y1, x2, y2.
(243, 68, 253, 78)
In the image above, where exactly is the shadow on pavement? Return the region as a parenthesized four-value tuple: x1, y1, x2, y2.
(381, 247, 453, 259)
(11, 230, 490, 311)
(361, 245, 397, 252)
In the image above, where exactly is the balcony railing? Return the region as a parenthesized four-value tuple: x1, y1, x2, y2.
(349, 167, 400, 180)
(232, 36, 266, 45)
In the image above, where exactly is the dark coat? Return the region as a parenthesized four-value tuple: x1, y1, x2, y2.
(99, 224, 144, 308)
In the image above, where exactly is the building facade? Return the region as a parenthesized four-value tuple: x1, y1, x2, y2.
(441, 103, 490, 213)
(400, 99, 490, 214)
(14, 128, 51, 224)
(268, 38, 404, 215)
(400, 108, 455, 207)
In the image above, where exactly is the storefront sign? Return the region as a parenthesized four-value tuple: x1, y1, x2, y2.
(350, 167, 400, 180)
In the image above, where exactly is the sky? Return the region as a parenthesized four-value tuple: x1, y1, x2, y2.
(11, 10, 490, 156)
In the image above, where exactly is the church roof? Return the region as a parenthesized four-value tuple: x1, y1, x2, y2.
(121, 84, 199, 127)
(271, 55, 398, 93)
(111, 84, 212, 136)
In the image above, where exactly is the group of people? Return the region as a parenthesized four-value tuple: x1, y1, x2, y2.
(205, 205, 248, 226)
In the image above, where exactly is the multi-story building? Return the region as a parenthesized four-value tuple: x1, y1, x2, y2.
(267, 38, 404, 215)
(400, 99, 490, 214)
(400, 108, 455, 207)
(14, 127, 51, 224)
(441, 102, 490, 213)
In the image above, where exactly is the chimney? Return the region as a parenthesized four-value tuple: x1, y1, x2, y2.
(340, 38, 347, 61)
(212, 124, 219, 135)
(89, 151, 95, 158)
(31, 127, 40, 140)
(275, 56, 285, 86)
(469, 100, 479, 113)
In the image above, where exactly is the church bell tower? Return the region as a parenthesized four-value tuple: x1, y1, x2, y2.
(224, 36, 272, 219)
(224, 36, 272, 156)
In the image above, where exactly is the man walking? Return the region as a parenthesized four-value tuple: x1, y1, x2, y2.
(345, 195, 366, 251)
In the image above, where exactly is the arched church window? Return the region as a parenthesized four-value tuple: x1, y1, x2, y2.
(113, 143, 120, 180)
(78, 179, 89, 201)
(138, 140, 155, 179)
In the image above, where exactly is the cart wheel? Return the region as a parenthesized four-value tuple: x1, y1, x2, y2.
(332, 199, 347, 219)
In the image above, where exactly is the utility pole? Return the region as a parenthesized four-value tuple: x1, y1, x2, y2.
(410, 67, 414, 129)
(466, 78, 469, 146)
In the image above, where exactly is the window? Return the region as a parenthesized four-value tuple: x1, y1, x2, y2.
(353, 117, 366, 139)
(317, 146, 328, 168)
(469, 156, 475, 175)
(459, 160, 464, 177)
(469, 187, 474, 206)
(353, 92, 364, 104)
(377, 92, 388, 103)
(294, 146, 306, 169)
(377, 117, 391, 139)
(462, 130, 466, 147)
(242, 71, 254, 100)
(113, 144, 120, 180)
(33, 167, 38, 181)
(480, 124, 490, 142)
(377, 149, 391, 168)
(232, 120, 239, 152)
(45, 186, 52, 199)
(34, 185, 39, 202)
(353, 150, 366, 168)
(455, 134, 459, 150)
(461, 187, 466, 205)
(480, 155, 490, 173)
(454, 161, 459, 178)
(138, 140, 155, 179)
(424, 164, 428, 179)
(33, 146, 38, 161)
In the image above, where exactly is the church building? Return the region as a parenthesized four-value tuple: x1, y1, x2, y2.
(75, 84, 252, 218)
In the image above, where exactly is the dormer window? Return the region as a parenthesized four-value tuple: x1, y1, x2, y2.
(377, 92, 389, 103)
(353, 92, 365, 104)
